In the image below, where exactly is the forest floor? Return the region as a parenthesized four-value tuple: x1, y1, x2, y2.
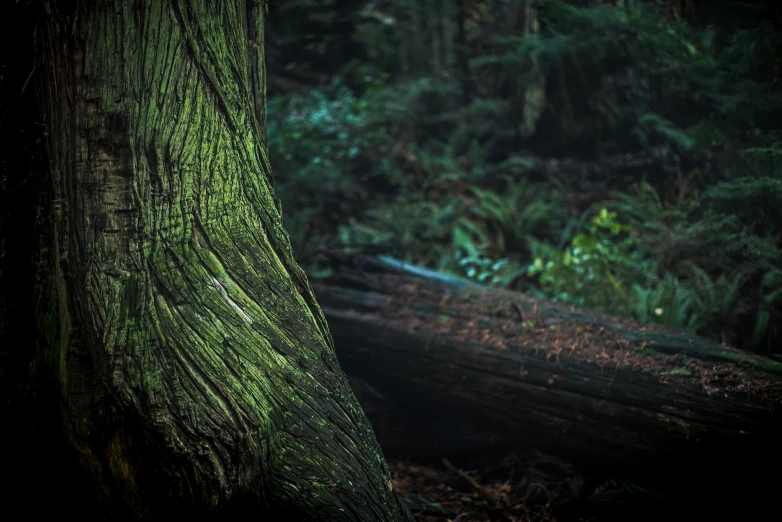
(388, 451, 669, 522)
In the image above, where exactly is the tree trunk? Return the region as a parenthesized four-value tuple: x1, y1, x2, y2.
(455, 0, 473, 105)
(34, 1, 411, 519)
(313, 252, 782, 493)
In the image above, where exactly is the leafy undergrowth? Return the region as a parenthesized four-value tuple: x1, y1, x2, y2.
(267, 0, 782, 355)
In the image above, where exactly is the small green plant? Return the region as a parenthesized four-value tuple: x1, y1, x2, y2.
(467, 177, 562, 256)
(627, 274, 703, 331)
(458, 255, 510, 286)
(267, 78, 394, 256)
(527, 208, 648, 309)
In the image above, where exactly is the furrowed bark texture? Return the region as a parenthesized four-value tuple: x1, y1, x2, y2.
(38, 1, 411, 519)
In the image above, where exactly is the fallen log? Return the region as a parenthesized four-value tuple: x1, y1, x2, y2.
(311, 253, 782, 495)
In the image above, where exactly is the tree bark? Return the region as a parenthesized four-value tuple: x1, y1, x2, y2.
(455, 0, 472, 105)
(313, 252, 782, 492)
(35, 1, 411, 519)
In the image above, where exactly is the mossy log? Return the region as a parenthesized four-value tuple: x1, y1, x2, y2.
(313, 253, 782, 492)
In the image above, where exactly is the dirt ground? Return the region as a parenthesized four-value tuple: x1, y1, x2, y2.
(389, 451, 669, 522)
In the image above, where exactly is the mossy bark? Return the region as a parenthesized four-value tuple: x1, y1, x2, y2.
(36, 1, 411, 519)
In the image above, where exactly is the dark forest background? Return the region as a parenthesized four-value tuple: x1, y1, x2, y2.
(260, 0, 782, 356)
(2, 1, 780, 389)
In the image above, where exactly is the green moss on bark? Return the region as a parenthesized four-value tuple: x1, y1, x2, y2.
(38, 1, 411, 519)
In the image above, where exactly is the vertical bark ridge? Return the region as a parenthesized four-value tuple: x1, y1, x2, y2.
(39, 0, 411, 519)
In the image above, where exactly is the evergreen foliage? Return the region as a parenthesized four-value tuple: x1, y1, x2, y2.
(265, 0, 782, 353)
